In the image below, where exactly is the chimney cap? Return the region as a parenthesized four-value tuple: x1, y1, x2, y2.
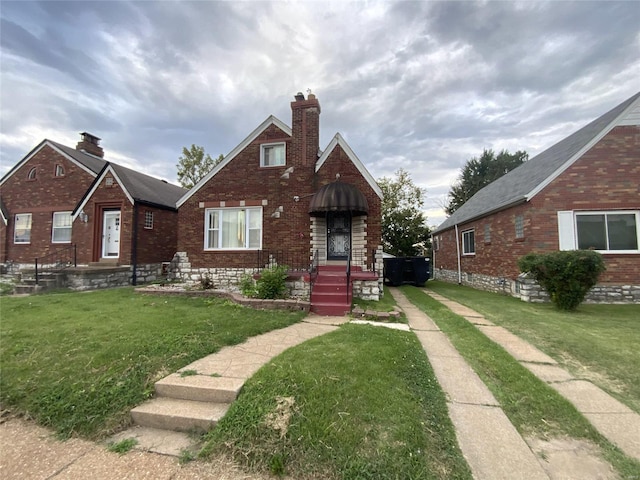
(294, 92, 305, 101)
(79, 132, 101, 144)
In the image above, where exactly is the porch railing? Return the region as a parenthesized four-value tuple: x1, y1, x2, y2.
(35, 244, 77, 285)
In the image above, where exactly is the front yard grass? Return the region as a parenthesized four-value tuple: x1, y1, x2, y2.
(0, 288, 305, 439)
(201, 324, 472, 480)
(401, 285, 640, 478)
(425, 281, 640, 414)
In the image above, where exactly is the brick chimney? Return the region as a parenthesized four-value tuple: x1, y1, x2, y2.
(291, 91, 320, 168)
(76, 132, 104, 158)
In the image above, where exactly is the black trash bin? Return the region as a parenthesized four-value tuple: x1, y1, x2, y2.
(383, 256, 430, 287)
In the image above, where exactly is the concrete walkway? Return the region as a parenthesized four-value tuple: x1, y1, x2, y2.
(424, 289, 640, 462)
(389, 288, 550, 480)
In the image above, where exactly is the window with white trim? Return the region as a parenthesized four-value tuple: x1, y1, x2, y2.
(27, 167, 37, 180)
(14, 213, 32, 244)
(52, 212, 72, 243)
(205, 207, 262, 250)
(55, 164, 65, 177)
(260, 143, 285, 167)
(515, 215, 524, 239)
(558, 210, 639, 253)
(462, 229, 475, 255)
(144, 211, 153, 229)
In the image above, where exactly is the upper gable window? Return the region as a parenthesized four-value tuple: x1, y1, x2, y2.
(14, 214, 32, 244)
(462, 229, 475, 255)
(261, 143, 285, 167)
(55, 164, 65, 177)
(27, 167, 37, 180)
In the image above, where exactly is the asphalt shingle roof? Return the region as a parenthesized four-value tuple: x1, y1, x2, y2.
(49, 140, 107, 174)
(433, 92, 640, 234)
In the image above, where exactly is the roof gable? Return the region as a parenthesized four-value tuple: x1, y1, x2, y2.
(177, 115, 292, 208)
(0, 139, 105, 186)
(433, 91, 640, 233)
(316, 133, 383, 199)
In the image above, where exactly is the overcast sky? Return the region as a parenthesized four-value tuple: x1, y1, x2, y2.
(1, 1, 638, 226)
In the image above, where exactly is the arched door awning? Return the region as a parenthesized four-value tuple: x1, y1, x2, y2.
(308, 181, 369, 217)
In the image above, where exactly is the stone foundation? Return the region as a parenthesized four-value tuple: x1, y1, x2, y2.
(434, 268, 640, 304)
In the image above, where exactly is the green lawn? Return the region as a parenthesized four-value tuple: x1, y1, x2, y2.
(424, 281, 640, 414)
(401, 285, 640, 478)
(201, 324, 472, 480)
(0, 288, 304, 438)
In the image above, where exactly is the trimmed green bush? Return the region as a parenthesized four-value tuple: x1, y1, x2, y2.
(239, 274, 257, 298)
(256, 265, 289, 299)
(518, 250, 606, 311)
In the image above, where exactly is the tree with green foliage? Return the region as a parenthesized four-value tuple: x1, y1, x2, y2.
(446, 149, 528, 215)
(378, 169, 430, 257)
(518, 250, 605, 311)
(177, 145, 224, 189)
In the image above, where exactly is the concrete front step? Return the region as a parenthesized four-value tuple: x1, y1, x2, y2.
(311, 302, 351, 316)
(155, 373, 244, 403)
(131, 397, 229, 432)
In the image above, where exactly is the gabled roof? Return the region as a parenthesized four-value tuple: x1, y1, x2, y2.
(433, 91, 640, 234)
(177, 115, 292, 207)
(73, 163, 187, 218)
(316, 133, 383, 199)
(0, 139, 106, 186)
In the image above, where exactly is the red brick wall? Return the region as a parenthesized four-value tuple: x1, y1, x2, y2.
(315, 145, 382, 254)
(0, 145, 96, 263)
(434, 125, 640, 284)
(135, 206, 178, 264)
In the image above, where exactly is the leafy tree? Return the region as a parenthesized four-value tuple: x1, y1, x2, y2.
(378, 169, 430, 257)
(446, 149, 528, 215)
(177, 145, 224, 189)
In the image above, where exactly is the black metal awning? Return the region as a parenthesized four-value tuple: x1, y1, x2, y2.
(308, 181, 369, 216)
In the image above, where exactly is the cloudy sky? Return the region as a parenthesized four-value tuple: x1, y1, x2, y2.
(1, 1, 638, 226)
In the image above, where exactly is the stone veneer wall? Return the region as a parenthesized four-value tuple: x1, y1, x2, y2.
(434, 268, 640, 304)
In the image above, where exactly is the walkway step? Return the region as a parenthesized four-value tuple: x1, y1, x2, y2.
(155, 374, 244, 403)
(130, 397, 229, 432)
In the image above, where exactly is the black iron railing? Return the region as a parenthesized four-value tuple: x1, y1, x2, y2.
(35, 244, 77, 285)
(346, 250, 352, 305)
(256, 249, 311, 272)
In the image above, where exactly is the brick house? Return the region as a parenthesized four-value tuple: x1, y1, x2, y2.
(173, 92, 383, 314)
(431, 92, 640, 303)
(0, 132, 186, 287)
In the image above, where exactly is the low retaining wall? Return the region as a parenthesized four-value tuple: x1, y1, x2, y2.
(434, 268, 640, 304)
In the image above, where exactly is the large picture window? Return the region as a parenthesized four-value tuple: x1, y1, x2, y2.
(205, 207, 262, 250)
(52, 212, 72, 243)
(260, 143, 285, 167)
(462, 229, 475, 255)
(576, 212, 638, 252)
(14, 213, 32, 244)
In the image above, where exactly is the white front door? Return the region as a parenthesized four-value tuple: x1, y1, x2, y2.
(102, 211, 121, 258)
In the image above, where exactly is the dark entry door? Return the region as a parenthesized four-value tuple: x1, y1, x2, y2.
(327, 212, 351, 260)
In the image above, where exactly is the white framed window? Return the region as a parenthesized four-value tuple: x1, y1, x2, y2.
(52, 212, 72, 243)
(55, 164, 65, 177)
(205, 207, 262, 250)
(558, 210, 639, 253)
(144, 211, 153, 229)
(260, 143, 285, 167)
(27, 167, 37, 180)
(484, 224, 491, 243)
(14, 213, 32, 244)
(462, 229, 475, 255)
(515, 215, 524, 239)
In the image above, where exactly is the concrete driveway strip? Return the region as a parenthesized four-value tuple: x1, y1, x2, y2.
(424, 289, 640, 462)
(389, 288, 549, 480)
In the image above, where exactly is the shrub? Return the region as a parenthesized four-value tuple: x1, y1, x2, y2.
(256, 265, 289, 299)
(239, 274, 257, 298)
(518, 250, 605, 311)
(199, 273, 214, 290)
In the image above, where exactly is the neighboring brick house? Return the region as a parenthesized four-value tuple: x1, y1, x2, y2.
(174, 92, 383, 314)
(432, 91, 640, 303)
(0, 132, 186, 285)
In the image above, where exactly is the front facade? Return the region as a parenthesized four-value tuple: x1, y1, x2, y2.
(432, 92, 640, 303)
(174, 93, 383, 301)
(0, 133, 186, 286)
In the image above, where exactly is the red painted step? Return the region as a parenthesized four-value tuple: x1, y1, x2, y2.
(310, 267, 354, 316)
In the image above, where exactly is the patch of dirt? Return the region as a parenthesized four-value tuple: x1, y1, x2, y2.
(558, 352, 626, 394)
(526, 436, 620, 480)
(264, 396, 296, 438)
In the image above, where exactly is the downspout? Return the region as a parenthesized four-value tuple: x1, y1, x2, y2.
(431, 233, 436, 280)
(454, 224, 462, 284)
(131, 202, 138, 286)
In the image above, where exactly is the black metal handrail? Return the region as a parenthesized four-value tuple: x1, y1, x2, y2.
(346, 249, 352, 306)
(35, 244, 77, 285)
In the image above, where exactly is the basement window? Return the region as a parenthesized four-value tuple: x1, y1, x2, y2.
(260, 143, 285, 167)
